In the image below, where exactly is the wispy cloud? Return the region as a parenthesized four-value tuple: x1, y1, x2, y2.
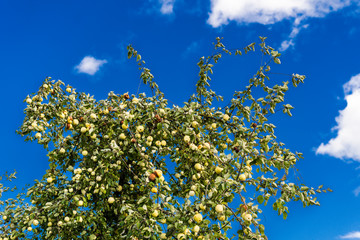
(316, 74, 360, 161)
(75, 56, 107, 75)
(182, 41, 199, 58)
(159, 0, 176, 14)
(340, 231, 360, 239)
(207, 0, 356, 50)
(279, 23, 309, 51)
(354, 186, 360, 197)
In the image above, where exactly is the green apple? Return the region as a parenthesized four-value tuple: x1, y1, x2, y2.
(215, 166, 223, 174)
(35, 132, 41, 139)
(152, 210, 159, 218)
(215, 204, 224, 213)
(223, 114, 230, 121)
(108, 197, 115, 204)
(194, 163, 203, 171)
(243, 213, 252, 222)
(90, 113, 97, 120)
(119, 133, 126, 139)
(154, 170, 163, 177)
(239, 174, 246, 181)
(194, 213, 203, 223)
(136, 125, 144, 132)
(177, 233, 185, 239)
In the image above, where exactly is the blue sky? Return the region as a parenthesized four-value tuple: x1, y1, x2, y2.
(1, 0, 360, 239)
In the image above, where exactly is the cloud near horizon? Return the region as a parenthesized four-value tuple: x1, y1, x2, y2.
(340, 231, 360, 239)
(207, 0, 355, 50)
(75, 56, 107, 75)
(316, 74, 360, 161)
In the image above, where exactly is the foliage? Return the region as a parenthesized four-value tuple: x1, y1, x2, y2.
(0, 37, 328, 240)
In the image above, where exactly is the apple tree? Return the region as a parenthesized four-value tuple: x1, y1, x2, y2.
(0, 37, 328, 239)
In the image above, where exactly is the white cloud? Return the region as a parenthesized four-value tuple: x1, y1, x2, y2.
(354, 186, 360, 197)
(340, 231, 360, 239)
(316, 74, 360, 161)
(279, 23, 309, 51)
(159, 0, 175, 14)
(207, 0, 355, 51)
(75, 56, 107, 75)
(207, 0, 353, 27)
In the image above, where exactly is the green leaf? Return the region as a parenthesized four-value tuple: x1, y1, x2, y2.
(257, 195, 264, 204)
(283, 211, 288, 220)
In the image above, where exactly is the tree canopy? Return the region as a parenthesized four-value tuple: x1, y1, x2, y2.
(0, 37, 328, 240)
